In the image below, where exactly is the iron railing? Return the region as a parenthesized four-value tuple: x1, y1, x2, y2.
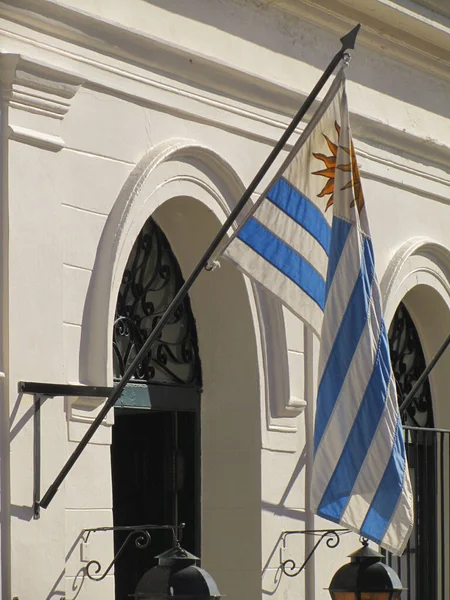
(384, 426, 450, 600)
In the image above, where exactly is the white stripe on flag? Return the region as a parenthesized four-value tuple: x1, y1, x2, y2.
(341, 376, 399, 530)
(225, 237, 324, 335)
(311, 278, 383, 509)
(254, 201, 329, 279)
(381, 475, 414, 555)
(318, 227, 362, 381)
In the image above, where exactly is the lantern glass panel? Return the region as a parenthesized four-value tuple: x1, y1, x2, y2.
(330, 593, 356, 600)
(361, 593, 392, 600)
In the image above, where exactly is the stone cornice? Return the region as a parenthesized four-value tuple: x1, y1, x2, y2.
(3, 0, 450, 86)
(1, 1, 450, 182)
(0, 53, 84, 150)
(272, 0, 450, 81)
(0, 53, 84, 119)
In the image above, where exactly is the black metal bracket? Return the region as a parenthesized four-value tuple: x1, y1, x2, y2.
(275, 528, 350, 583)
(19, 381, 114, 397)
(19, 381, 114, 518)
(81, 523, 185, 581)
(33, 394, 43, 519)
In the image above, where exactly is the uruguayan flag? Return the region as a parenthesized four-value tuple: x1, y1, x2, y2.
(222, 68, 413, 555)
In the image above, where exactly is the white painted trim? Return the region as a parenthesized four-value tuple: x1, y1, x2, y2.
(271, 0, 450, 80)
(7, 124, 65, 151)
(1, 10, 450, 173)
(2, 0, 450, 84)
(381, 237, 450, 325)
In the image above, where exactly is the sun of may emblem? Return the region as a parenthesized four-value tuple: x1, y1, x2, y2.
(312, 121, 365, 212)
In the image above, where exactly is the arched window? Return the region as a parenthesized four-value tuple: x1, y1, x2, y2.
(113, 217, 201, 388)
(389, 302, 433, 428)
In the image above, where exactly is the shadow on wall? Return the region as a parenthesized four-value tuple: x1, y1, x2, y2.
(44, 569, 68, 600)
(261, 446, 307, 595)
(41, 530, 93, 600)
(9, 393, 49, 521)
(9, 393, 32, 442)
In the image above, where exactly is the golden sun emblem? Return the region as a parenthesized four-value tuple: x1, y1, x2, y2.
(312, 121, 365, 213)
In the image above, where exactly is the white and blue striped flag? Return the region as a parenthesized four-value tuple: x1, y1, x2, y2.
(221, 69, 413, 555)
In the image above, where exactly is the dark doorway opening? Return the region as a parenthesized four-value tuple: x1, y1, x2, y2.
(111, 408, 200, 600)
(111, 216, 202, 600)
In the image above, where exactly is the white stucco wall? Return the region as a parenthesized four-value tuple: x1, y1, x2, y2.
(0, 1, 449, 600)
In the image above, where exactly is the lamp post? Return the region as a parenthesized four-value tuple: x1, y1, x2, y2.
(328, 540, 404, 600)
(132, 542, 222, 600)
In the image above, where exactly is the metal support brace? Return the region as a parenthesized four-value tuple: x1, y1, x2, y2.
(19, 382, 114, 518)
(33, 394, 43, 519)
(81, 523, 185, 581)
(276, 528, 350, 583)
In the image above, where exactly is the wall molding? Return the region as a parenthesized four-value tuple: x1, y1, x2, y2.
(271, 0, 450, 82)
(7, 124, 65, 151)
(1, 4, 450, 184)
(1, 7, 450, 179)
(0, 52, 84, 150)
(381, 237, 450, 325)
(3, 0, 450, 85)
(0, 53, 84, 117)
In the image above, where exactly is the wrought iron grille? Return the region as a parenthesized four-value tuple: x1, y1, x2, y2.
(389, 302, 433, 428)
(113, 218, 201, 386)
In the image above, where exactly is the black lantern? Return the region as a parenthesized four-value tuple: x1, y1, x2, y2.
(133, 544, 222, 600)
(328, 540, 404, 600)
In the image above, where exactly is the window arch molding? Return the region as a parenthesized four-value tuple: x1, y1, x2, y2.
(79, 139, 246, 388)
(382, 237, 450, 427)
(381, 237, 450, 325)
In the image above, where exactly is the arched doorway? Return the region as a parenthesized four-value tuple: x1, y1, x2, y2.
(79, 143, 263, 600)
(388, 302, 436, 600)
(110, 217, 202, 600)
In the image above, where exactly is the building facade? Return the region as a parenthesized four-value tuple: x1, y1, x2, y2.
(0, 1, 449, 599)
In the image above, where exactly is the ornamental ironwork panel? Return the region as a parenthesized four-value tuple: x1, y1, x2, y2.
(388, 302, 433, 428)
(113, 218, 201, 386)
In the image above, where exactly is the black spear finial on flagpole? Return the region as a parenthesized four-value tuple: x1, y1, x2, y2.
(340, 24, 361, 50)
(38, 24, 361, 511)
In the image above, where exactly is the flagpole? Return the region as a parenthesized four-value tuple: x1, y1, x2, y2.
(38, 24, 361, 511)
(399, 331, 450, 416)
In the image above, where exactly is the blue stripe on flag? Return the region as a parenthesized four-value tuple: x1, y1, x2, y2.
(314, 237, 376, 451)
(266, 178, 331, 254)
(325, 217, 352, 299)
(237, 217, 326, 309)
(361, 418, 407, 541)
(317, 323, 392, 520)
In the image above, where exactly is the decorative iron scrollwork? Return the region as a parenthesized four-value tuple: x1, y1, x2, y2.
(86, 529, 151, 581)
(82, 523, 184, 582)
(113, 218, 201, 386)
(388, 302, 433, 428)
(275, 528, 350, 583)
